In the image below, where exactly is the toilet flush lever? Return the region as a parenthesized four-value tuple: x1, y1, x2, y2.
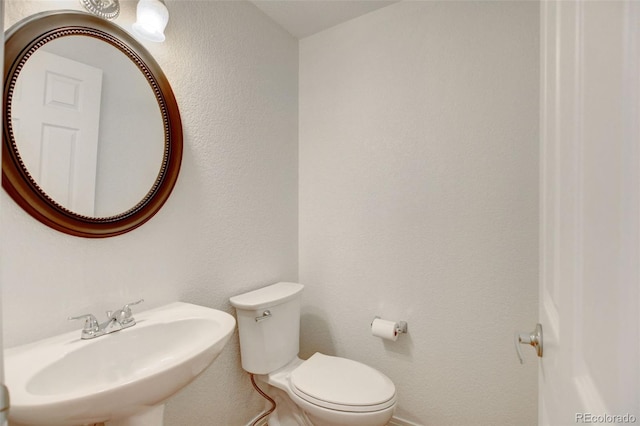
(255, 310, 272, 322)
(515, 323, 543, 364)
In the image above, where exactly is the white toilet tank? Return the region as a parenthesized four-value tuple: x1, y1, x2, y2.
(230, 282, 304, 374)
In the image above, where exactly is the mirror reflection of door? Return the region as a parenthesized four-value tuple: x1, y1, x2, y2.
(12, 50, 103, 217)
(2, 12, 183, 237)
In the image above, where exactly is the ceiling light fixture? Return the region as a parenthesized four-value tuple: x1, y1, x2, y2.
(132, 0, 169, 43)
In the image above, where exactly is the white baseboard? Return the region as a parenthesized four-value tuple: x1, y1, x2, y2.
(248, 414, 421, 426)
(388, 416, 423, 426)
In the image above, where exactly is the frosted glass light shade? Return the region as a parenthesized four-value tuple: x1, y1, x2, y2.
(132, 0, 169, 42)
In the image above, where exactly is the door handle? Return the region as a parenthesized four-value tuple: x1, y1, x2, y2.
(515, 323, 543, 364)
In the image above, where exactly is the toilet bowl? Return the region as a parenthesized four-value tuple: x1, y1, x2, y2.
(265, 354, 396, 426)
(230, 282, 397, 426)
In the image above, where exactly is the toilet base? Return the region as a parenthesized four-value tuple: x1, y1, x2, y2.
(259, 383, 313, 426)
(257, 361, 395, 426)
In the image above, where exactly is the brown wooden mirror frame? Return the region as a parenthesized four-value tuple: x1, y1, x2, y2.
(3, 10, 182, 238)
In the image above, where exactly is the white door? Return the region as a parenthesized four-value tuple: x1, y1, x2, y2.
(539, 1, 640, 425)
(12, 49, 103, 216)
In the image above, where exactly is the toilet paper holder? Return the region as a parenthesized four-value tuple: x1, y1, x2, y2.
(372, 316, 408, 335)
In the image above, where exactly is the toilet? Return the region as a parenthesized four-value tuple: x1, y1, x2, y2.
(230, 282, 397, 426)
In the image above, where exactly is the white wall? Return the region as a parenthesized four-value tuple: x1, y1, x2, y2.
(298, 2, 539, 425)
(3, 1, 540, 425)
(2, 1, 298, 424)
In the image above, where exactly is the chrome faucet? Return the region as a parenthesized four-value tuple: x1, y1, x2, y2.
(69, 299, 144, 339)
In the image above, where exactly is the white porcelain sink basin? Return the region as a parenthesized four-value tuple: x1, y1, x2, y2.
(5, 302, 236, 426)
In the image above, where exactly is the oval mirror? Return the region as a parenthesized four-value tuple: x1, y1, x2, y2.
(3, 11, 182, 237)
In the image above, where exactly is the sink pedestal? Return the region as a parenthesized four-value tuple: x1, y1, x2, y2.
(106, 405, 165, 426)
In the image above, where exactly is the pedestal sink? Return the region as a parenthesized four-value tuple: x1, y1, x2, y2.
(5, 302, 236, 426)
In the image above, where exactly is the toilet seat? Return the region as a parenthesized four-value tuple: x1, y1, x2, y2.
(289, 353, 396, 413)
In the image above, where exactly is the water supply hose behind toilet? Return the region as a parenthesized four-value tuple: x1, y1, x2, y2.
(249, 374, 276, 426)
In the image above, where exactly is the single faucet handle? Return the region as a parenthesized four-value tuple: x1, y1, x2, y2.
(121, 299, 144, 324)
(124, 299, 144, 309)
(68, 314, 99, 336)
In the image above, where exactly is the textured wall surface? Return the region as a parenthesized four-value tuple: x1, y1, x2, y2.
(298, 2, 539, 425)
(2, 1, 298, 424)
(3, 1, 540, 425)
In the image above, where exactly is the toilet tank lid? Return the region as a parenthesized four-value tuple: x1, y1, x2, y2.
(230, 282, 304, 310)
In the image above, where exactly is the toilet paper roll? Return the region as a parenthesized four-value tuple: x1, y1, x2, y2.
(371, 318, 399, 341)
